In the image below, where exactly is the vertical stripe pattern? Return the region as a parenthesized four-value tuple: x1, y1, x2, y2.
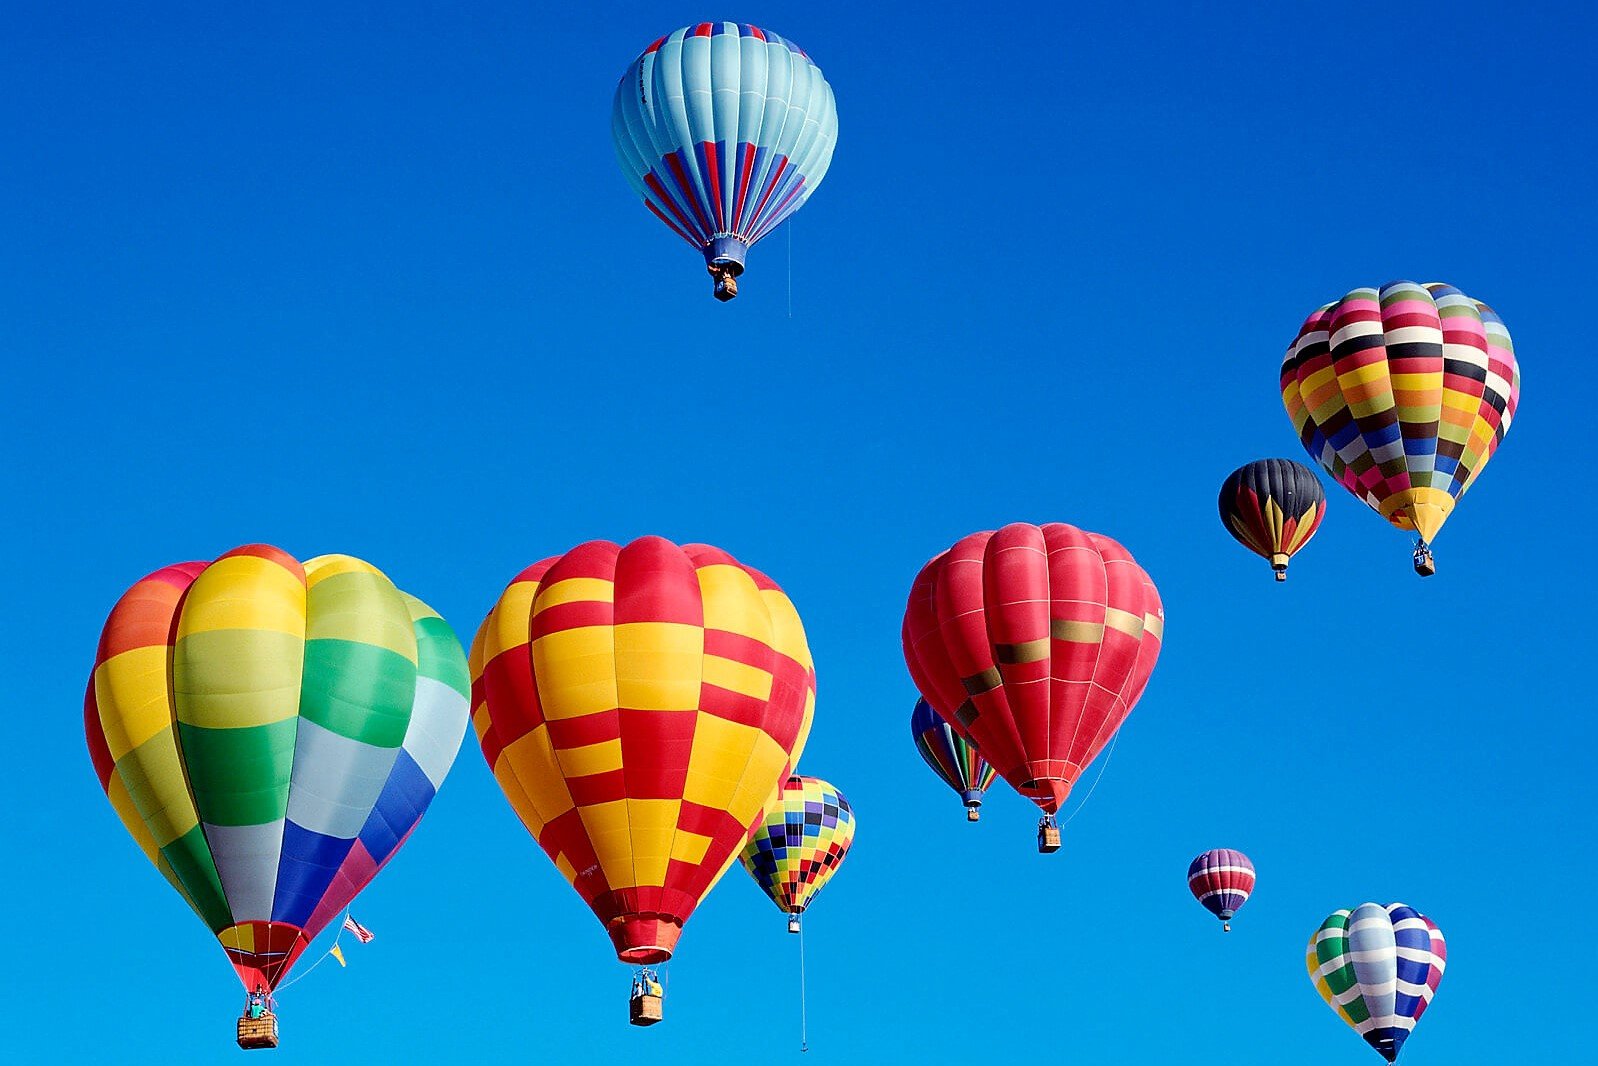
(612, 24, 838, 273)
(910, 697, 997, 814)
(86, 546, 469, 992)
(1217, 459, 1327, 577)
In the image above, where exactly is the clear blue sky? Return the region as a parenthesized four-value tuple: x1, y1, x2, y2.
(3, 2, 1592, 1062)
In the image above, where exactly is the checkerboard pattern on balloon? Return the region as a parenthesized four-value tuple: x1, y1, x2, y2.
(470, 537, 815, 963)
(1280, 280, 1520, 543)
(739, 775, 855, 916)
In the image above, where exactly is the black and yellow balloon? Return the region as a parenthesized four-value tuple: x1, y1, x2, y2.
(1218, 459, 1327, 580)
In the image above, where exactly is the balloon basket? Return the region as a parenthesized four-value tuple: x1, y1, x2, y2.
(629, 992, 664, 1027)
(1413, 542, 1436, 577)
(629, 968, 664, 1027)
(1037, 820, 1061, 853)
(788, 916, 802, 934)
(236, 1012, 279, 1050)
(966, 807, 980, 822)
(709, 265, 739, 301)
(1273, 569, 1287, 582)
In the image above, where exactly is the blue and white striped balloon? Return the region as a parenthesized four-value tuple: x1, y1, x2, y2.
(1308, 902, 1448, 1062)
(612, 23, 838, 299)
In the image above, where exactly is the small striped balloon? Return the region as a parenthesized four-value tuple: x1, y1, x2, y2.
(910, 698, 997, 820)
(1307, 902, 1447, 1062)
(1186, 849, 1255, 931)
(1217, 459, 1326, 580)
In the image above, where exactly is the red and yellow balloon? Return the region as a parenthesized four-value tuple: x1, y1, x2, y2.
(470, 537, 814, 1016)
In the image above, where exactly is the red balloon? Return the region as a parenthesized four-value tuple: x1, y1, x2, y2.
(902, 523, 1163, 819)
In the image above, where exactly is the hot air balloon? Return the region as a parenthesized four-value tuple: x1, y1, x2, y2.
(903, 523, 1163, 852)
(85, 546, 470, 1048)
(910, 697, 997, 821)
(1308, 903, 1447, 1062)
(611, 23, 838, 301)
(469, 537, 814, 1026)
(1186, 849, 1255, 931)
(739, 775, 855, 933)
(1281, 281, 1520, 576)
(1218, 459, 1326, 580)
(739, 774, 854, 1053)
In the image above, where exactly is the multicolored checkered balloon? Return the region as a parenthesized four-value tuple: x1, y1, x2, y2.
(739, 775, 855, 926)
(85, 546, 470, 993)
(1281, 281, 1519, 575)
(1308, 902, 1447, 1062)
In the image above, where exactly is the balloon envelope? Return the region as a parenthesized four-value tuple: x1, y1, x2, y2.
(1217, 459, 1326, 578)
(1186, 848, 1255, 924)
(910, 697, 996, 814)
(470, 537, 814, 964)
(1281, 281, 1519, 569)
(903, 522, 1163, 816)
(612, 23, 838, 297)
(1307, 902, 1447, 1062)
(86, 546, 470, 991)
(739, 775, 855, 917)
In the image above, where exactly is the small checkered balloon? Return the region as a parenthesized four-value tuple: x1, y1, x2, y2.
(739, 776, 855, 917)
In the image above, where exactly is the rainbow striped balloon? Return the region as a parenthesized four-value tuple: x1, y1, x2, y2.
(1308, 902, 1447, 1062)
(85, 546, 470, 993)
(910, 698, 997, 820)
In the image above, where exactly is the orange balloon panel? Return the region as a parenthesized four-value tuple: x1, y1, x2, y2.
(470, 537, 814, 964)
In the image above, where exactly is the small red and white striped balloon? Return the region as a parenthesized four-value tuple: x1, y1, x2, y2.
(1187, 849, 1255, 931)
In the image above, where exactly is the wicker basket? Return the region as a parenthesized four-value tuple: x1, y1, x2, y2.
(237, 1012, 279, 1050)
(1037, 824, 1062, 853)
(629, 992, 664, 1027)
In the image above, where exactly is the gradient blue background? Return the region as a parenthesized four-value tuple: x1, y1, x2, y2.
(2, 2, 1591, 1062)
